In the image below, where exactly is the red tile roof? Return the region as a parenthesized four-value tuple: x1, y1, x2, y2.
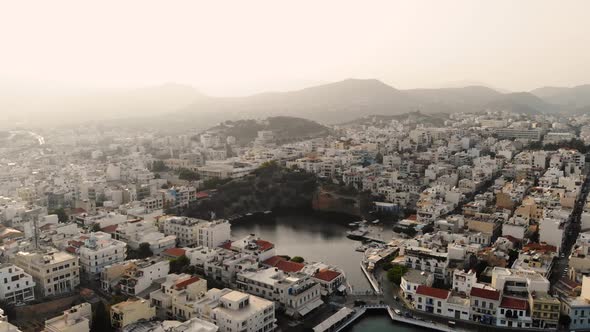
(196, 192, 209, 199)
(65, 246, 77, 254)
(416, 286, 449, 300)
(163, 248, 186, 258)
(220, 241, 232, 250)
(500, 296, 528, 310)
(262, 256, 287, 267)
(470, 287, 501, 301)
(255, 239, 274, 251)
(69, 240, 84, 248)
(314, 269, 341, 282)
(101, 224, 118, 233)
(175, 276, 201, 290)
(523, 243, 557, 253)
(275, 260, 304, 273)
(407, 215, 417, 221)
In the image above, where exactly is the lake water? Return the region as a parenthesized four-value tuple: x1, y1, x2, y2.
(343, 311, 430, 332)
(231, 214, 373, 291)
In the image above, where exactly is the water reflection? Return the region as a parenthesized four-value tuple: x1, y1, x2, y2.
(231, 214, 372, 291)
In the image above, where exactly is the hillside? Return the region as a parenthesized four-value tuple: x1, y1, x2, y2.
(7, 78, 590, 130)
(531, 84, 590, 109)
(203, 116, 331, 146)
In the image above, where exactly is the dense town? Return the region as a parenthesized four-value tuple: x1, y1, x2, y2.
(3, 110, 590, 332)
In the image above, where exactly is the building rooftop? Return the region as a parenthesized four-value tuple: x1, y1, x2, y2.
(416, 286, 449, 299)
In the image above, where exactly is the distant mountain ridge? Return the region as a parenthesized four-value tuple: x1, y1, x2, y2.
(4, 78, 590, 130)
(177, 78, 586, 125)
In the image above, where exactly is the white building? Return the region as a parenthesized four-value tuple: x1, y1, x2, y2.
(44, 302, 92, 332)
(0, 263, 35, 304)
(119, 259, 170, 296)
(236, 267, 323, 317)
(162, 217, 231, 248)
(77, 232, 127, 277)
(14, 249, 80, 298)
(195, 288, 276, 332)
(539, 217, 565, 254)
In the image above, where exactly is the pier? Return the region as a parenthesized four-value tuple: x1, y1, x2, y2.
(314, 304, 472, 332)
(359, 261, 382, 295)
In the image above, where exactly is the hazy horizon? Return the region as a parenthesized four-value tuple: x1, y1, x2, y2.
(2, 0, 590, 97)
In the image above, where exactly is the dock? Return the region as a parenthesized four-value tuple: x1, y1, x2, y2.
(359, 261, 382, 295)
(314, 305, 472, 332)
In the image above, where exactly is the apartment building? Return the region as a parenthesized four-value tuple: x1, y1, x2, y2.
(119, 259, 170, 296)
(111, 299, 156, 330)
(77, 232, 127, 278)
(0, 264, 35, 304)
(403, 246, 449, 282)
(236, 267, 323, 317)
(14, 250, 79, 297)
(195, 288, 276, 332)
(149, 273, 207, 320)
(161, 217, 231, 248)
(44, 302, 91, 332)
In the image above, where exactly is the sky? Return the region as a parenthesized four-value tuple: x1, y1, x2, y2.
(1, 0, 590, 96)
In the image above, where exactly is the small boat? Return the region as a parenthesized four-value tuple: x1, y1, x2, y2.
(348, 222, 359, 227)
(346, 226, 368, 240)
(246, 213, 253, 216)
(355, 244, 368, 252)
(372, 219, 380, 224)
(263, 210, 272, 214)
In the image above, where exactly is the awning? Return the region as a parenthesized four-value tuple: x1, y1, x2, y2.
(298, 298, 324, 316)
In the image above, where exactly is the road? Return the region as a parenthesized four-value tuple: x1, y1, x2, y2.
(550, 164, 590, 287)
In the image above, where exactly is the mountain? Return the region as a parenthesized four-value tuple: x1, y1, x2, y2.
(202, 116, 331, 146)
(178, 80, 562, 124)
(0, 83, 205, 128)
(5, 78, 590, 130)
(531, 85, 590, 109)
(404, 86, 502, 113)
(483, 92, 556, 114)
(179, 79, 415, 124)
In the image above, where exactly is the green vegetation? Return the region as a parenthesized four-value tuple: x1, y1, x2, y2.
(178, 168, 200, 181)
(90, 223, 101, 232)
(528, 138, 590, 153)
(204, 116, 331, 146)
(91, 301, 113, 332)
(290, 256, 305, 263)
(387, 264, 408, 285)
(393, 226, 417, 238)
(201, 177, 232, 190)
(151, 160, 169, 172)
(184, 162, 317, 219)
(50, 207, 68, 223)
(137, 243, 153, 259)
(170, 255, 191, 274)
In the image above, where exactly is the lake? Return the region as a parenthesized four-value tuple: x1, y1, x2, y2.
(231, 213, 373, 291)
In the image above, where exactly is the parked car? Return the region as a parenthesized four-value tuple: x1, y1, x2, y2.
(394, 309, 402, 316)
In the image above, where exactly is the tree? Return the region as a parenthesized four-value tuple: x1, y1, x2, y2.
(91, 223, 101, 232)
(559, 314, 571, 328)
(387, 264, 408, 285)
(291, 256, 304, 263)
(151, 160, 168, 172)
(170, 255, 190, 274)
(50, 208, 68, 223)
(375, 152, 384, 164)
(178, 168, 200, 181)
(137, 243, 153, 259)
(91, 301, 112, 332)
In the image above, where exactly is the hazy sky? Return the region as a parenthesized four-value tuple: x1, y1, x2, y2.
(2, 0, 590, 96)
